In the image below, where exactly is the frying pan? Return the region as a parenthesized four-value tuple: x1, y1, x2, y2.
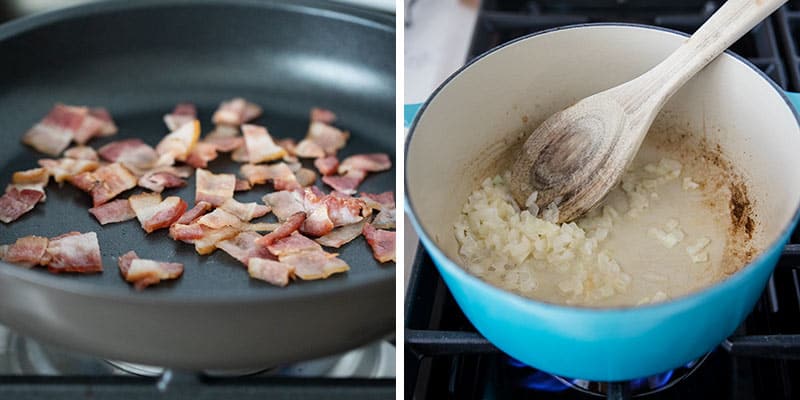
(405, 24, 800, 381)
(0, 0, 395, 370)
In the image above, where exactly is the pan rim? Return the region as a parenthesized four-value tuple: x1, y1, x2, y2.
(0, 0, 396, 305)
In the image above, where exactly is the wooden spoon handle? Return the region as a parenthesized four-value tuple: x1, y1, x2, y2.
(621, 0, 786, 113)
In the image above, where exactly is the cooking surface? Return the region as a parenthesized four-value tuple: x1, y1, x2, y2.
(406, 1, 800, 399)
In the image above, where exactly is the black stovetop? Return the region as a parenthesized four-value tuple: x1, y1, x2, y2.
(405, 1, 800, 399)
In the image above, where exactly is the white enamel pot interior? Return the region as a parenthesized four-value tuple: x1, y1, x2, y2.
(405, 24, 800, 380)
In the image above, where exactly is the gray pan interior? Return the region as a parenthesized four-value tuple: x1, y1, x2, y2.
(0, 0, 395, 369)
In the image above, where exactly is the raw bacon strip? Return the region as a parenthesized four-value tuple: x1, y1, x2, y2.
(185, 142, 219, 168)
(88, 108, 118, 137)
(70, 163, 137, 206)
(242, 124, 286, 163)
(295, 168, 317, 187)
(22, 105, 84, 155)
(322, 169, 366, 195)
(266, 232, 323, 257)
(0, 187, 44, 223)
(156, 119, 200, 161)
(195, 169, 235, 207)
(1, 236, 49, 267)
(248, 258, 294, 287)
(163, 103, 197, 131)
(294, 139, 325, 158)
(212, 98, 262, 126)
(306, 121, 349, 156)
(256, 212, 306, 247)
(262, 190, 304, 221)
(281, 250, 349, 280)
(220, 199, 270, 221)
(175, 201, 212, 225)
(12, 168, 49, 186)
(64, 146, 99, 161)
(138, 170, 187, 193)
(362, 223, 396, 263)
(234, 179, 252, 192)
(43, 232, 103, 273)
(129, 192, 188, 233)
(315, 218, 369, 248)
(310, 107, 336, 124)
(118, 251, 183, 290)
(89, 199, 136, 225)
(38, 158, 99, 183)
(217, 231, 274, 266)
(314, 156, 339, 176)
(338, 153, 392, 174)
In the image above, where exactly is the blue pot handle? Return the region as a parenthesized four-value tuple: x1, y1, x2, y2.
(786, 91, 800, 112)
(404, 103, 423, 129)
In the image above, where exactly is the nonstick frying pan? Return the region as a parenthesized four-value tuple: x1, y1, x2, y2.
(0, 0, 395, 370)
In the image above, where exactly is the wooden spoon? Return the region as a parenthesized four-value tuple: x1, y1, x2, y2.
(508, 0, 786, 223)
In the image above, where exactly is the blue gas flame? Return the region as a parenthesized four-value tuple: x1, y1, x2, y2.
(521, 371, 570, 392)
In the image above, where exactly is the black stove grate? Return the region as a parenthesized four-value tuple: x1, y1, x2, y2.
(406, 2, 800, 399)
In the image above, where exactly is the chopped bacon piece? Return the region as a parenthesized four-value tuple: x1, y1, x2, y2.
(89, 199, 136, 225)
(175, 201, 213, 225)
(242, 124, 286, 163)
(197, 208, 242, 229)
(362, 223, 396, 263)
(301, 188, 333, 237)
(195, 169, 235, 207)
(322, 169, 366, 195)
(185, 142, 219, 168)
(360, 191, 395, 209)
(294, 139, 326, 158)
(156, 119, 200, 161)
(240, 162, 300, 190)
(276, 138, 297, 155)
(220, 198, 270, 221)
(163, 103, 197, 131)
(338, 153, 392, 174)
(262, 190, 304, 221)
(1, 236, 49, 267)
(129, 192, 188, 233)
(207, 124, 240, 138)
(325, 192, 367, 226)
(38, 158, 99, 183)
(295, 168, 317, 187)
(138, 170, 187, 193)
(256, 212, 306, 247)
(306, 121, 349, 156)
(266, 231, 322, 257)
(118, 251, 183, 290)
(234, 179, 252, 192)
(212, 98, 262, 126)
(248, 258, 294, 286)
(205, 135, 244, 152)
(64, 146, 99, 161)
(98, 139, 160, 175)
(22, 104, 114, 155)
(0, 187, 44, 223)
(310, 107, 337, 124)
(217, 231, 274, 266)
(372, 207, 396, 230)
(315, 218, 369, 248)
(43, 232, 103, 273)
(231, 145, 249, 163)
(281, 250, 349, 280)
(13, 168, 49, 186)
(168, 223, 206, 242)
(314, 156, 339, 176)
(71, 163, 137, 206)
(193, 226, 240, 255)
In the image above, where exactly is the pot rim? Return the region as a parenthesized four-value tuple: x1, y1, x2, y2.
(404, 22, 800, 314)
